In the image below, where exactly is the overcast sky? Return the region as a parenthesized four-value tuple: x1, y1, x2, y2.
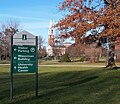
(0, 0, 64, 44)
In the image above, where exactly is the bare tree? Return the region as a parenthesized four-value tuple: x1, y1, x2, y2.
(1, 19, 19, 36)
(38, 35, 45, 50)
(0, 19, 20, 60)
(53, 34, 65, 60)
(38, 35, 47, 58)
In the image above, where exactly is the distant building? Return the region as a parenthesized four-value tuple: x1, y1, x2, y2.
(47, 20, 72, 57)
(115, 37, 120, 62)
(64, 42, 72, 48)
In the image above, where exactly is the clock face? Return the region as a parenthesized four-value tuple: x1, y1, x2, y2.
(51, 35, 54, 38)
(49, 35, 54, 38)
(49, 29, 53, 34)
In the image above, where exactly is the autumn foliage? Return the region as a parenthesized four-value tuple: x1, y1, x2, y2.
(55, 0, 120, 43)
(55, 0, 120, 67)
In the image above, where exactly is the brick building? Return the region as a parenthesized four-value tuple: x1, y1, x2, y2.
(47, 20, 71, 57)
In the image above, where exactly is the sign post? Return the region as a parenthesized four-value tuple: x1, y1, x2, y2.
(10, 36, 13, 99)
(36, 36, 38, 97)
(10, 31, 38, 98)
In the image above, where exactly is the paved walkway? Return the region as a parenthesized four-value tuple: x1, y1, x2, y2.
(0, 64, 105, 67)
(39, 64, 105, 67)
(0, 64, 10, 66)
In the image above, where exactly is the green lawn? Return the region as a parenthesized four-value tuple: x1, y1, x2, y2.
(39, 60, 106, 66)
(0, 65, 120, 104)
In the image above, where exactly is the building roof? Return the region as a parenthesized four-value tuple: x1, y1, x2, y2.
(64, 42, 72, 44)
(15, 30, 35, 37)
(50, 44, 66, 48)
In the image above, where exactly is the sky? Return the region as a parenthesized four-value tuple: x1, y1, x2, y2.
(0, 0, 64, 45)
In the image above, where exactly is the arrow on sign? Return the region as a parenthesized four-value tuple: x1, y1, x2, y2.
(14, 48, 17, 51)
(14, 57, 17, 59)
(14, 66, 17, 69)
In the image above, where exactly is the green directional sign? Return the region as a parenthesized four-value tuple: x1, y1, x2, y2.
(10, 31, 38, 99)
(13, 45, 37, 73)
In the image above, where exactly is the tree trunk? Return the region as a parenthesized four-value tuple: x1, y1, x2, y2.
(0, 54, 1, 62)
(105, 44, 116, 68)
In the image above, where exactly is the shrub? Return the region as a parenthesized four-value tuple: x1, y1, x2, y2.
(60, 53, 71, 62)
(80, 56, 85, 62)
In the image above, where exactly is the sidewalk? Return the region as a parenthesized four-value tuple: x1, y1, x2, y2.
(0, 64, 104, 67)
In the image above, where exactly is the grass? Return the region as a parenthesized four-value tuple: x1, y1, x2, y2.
(0, 60, 10, 64)
(39, 60, 106, 66)
(0, 65, 120, 104)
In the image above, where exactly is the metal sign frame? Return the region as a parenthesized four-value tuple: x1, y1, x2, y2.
(10, 35, 38, 99)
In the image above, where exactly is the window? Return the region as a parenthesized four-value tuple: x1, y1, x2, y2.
(22, 34, 27, 40)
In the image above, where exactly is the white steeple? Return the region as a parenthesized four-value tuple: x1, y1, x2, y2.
(48, 19, 54, 35)
(49, 19, 53, 28)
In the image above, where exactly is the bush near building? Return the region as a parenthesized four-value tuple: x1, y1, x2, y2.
(60, 53, 71, 62)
